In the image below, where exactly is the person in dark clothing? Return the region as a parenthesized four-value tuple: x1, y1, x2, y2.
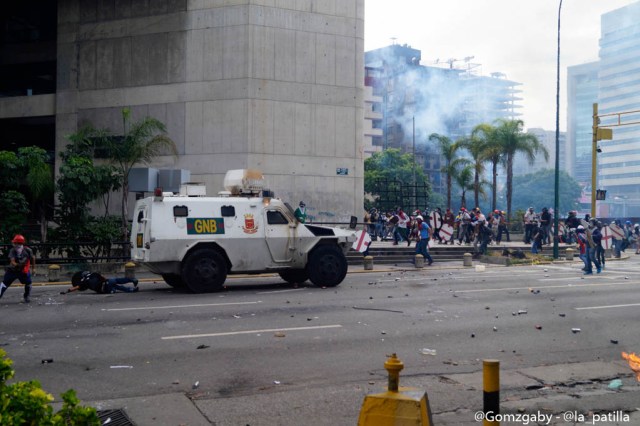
(540, 207, 551, 245)
(592, 221, 605, 270)
(61, 271, 139, 295)
(0, 234, 36, 303)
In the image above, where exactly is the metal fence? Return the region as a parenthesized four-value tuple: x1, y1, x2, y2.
(0, 241, 131, 265)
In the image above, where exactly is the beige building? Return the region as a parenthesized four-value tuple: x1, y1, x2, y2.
(1, 1, 365, 222)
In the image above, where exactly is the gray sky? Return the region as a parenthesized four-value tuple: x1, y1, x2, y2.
(365, 0, 638, 132)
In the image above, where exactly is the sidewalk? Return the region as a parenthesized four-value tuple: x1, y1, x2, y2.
(75, 360, 640, 426)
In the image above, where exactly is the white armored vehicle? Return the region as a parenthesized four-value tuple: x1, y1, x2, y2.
(130, 170, 356, 293)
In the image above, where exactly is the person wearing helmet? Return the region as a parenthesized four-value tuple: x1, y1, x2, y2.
(1, 234, 36, 303)
(60, 271, 138, 295)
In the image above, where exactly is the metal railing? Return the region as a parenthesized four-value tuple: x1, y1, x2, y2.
(0, 241, 131, 265)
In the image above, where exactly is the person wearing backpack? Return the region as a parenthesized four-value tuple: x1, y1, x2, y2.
(61, 271, 139, 295)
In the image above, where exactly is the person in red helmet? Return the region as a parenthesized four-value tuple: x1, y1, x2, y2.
(1, 235, 36, 303)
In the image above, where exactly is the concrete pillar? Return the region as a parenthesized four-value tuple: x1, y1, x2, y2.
(363, 256, 374, 270)
(565, 248, 574, 261)
(48, 264, 61, 282)
(124, 262, 136, 280)
(414, 254, 424, 268)
(463, 253, 473, 267)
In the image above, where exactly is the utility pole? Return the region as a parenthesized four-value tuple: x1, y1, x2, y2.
(412, 116, 416, 211)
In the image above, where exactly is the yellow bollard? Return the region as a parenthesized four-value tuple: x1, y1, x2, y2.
(124, 262, 136, 280)
(483, 359, 500, 426)
(48, 264, 61, 282)
(358, 354, 434, 425)
(364, 256, 374, 270)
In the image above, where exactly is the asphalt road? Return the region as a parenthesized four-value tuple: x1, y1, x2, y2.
(2, 258, 639, 425)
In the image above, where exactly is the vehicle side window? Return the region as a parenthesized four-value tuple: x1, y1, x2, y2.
(267, 210, 289, 225)
(137, 211, 144, 223)
(221, 205, 235, 217)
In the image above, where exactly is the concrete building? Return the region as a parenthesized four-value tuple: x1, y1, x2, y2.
(566, 61, 599, 184)
(0, 0, 365, 222)
(512, 128, 565, 176)
(363, 44, 522, 199)
(363, 66, 383, 158)
(597, 1, 640, 217)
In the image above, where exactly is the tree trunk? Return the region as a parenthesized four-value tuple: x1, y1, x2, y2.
(506, 154, 514, 222)
(474, 169, 479, 209)
(447, 174, 452, 210)
(121, 182, 129, 242)
(492, 161, 498, 212)
(461, 191, 466, 209)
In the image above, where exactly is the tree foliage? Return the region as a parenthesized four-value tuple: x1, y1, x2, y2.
(511, 168, 581, 214)
(0, 349, 99, 425)
(364, 148, 431, 211)
(91, 108, 177, 240)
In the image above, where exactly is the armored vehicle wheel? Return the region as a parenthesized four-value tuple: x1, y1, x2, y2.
(162, 274, 186, 288)
(307, 245, 348, 287)
(278, 269, 309, 284)
(182, 248, 228, 293)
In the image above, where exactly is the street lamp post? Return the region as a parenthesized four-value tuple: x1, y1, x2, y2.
(553, 0, 563, 260)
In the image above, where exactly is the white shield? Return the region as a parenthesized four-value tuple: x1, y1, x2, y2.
(352, 230, 372, 253)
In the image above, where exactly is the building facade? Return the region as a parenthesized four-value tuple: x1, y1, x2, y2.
(0, 0, 365, 222)
(363, 43, 522, 200)
(566, 61, 599, 184)
(597, 1, 640, 217)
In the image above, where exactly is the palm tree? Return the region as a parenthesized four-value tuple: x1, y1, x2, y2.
(102, 108, 178, 240)
(493, 119, 549, 221)
(429, 133, 469, 210)
(456, 129, 489, 209)
(471, 123, 502, 212)
(454, 165, 475, 209)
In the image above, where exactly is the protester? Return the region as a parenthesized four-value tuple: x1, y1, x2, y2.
(61, 271, 139, 294)
(414, 216, 433, 265)
(0, 234, 36, 303)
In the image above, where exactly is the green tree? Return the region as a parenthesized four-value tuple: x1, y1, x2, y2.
(17, 147, 55, 242)
(0, 151, 21, 190)
(429, 133, 469, 209)
(470, 123, 503, 212)
(493, 119, 549, 221)
(364, 148, 430, 212)
(0, 349, 99, 425)
(453, 165, 475, 209)
(99, 108, 177, 240)
(0, 191, 30, 243)
(511, 169, 581, 214)
(457, 128, 490, 209)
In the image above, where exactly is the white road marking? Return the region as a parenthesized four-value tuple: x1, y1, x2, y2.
(575, 303, 640, 310)
(161, 324, 343, 340)
(102, 301, 262, 312)
(256, 288, 306, 294)
(455, 281, 638, 293)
